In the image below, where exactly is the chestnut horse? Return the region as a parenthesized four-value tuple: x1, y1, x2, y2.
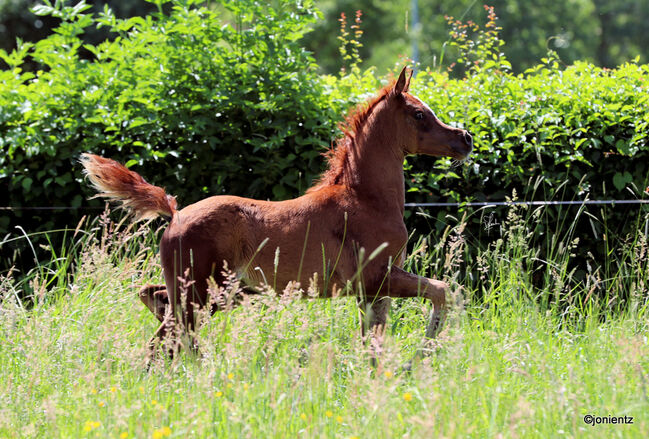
(81, 67, 473, 355)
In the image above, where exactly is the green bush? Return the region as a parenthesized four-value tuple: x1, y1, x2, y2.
(402, 60, 649, 255)
(0, 0, 160, 71)
(321, 63, 649, 206)
(321, 12, 649, 278)
(0, 0, 345, 270)
(1, 0, 648, 283)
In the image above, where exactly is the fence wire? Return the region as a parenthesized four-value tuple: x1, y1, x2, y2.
(2, 199, 649, 211)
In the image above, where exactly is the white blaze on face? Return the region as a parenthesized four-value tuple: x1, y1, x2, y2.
(411, 94, 438, 119)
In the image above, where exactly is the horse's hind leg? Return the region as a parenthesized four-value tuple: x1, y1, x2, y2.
(147, 314, 181, 363)
(146, 283, 203, 360)
(145, 270, 210, 359)
(138, 284, 169, 322)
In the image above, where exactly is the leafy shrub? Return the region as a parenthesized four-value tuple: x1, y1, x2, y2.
(403, 58, 649, 271)
(0, 0, 344, 271)
(1, 0, 648, 284)
(321, 18, 649, 282)
(406, 60, 649, 199)
(321, 60, 649, 233)
(0, 0, 160, 71)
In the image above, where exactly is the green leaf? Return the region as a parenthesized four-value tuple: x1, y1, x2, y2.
(30, 5, 55, 16)
(612, 172, 632, 191)
(615, 139, 630, 155)
(22, 177, 33, 191)
(129, 118, 149, 129)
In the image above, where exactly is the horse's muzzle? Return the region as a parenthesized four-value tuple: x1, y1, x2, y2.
(463, 131, 473, 151)
(450, 130, 473, 159)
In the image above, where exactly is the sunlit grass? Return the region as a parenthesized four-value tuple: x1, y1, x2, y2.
(0, 207, 647, 438)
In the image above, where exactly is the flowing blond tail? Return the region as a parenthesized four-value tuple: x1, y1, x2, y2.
(80, 153, 177, 220)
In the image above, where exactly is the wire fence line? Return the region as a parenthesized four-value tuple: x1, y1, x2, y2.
(1, 199, 649, 211)
(404, 199, 649, 208)
(0, 206, 106, 211)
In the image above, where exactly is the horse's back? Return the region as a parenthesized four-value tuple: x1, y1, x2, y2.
(158, 190, 355, 291)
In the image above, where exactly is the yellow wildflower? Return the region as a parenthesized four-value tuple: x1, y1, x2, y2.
(300, 413, 307, 420)
(83, 420, 101, 432)
(403, 392, 413, 401)
(120, 433, 128, 439)
(161, 426, 172, 436)
(336, 415, 343, 423)
(215, 391, 223, 398)
(325, 410, 333, 418)
(227, 372, 234, 380)
(384, 370, 393, 378)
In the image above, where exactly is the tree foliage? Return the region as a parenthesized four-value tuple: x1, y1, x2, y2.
(0, 0, 160, 70)
(305, 0, 649, 74)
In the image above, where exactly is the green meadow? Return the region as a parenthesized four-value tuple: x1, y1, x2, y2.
(1, 2, 648, 437)
(1, 205, 647, 438)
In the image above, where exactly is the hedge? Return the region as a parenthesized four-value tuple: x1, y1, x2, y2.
(1, 0, 648, 278)
(411, 60, 649, 278)
(0, 0, 349, 271)
(405, 60, 649, 240)
(323, 63, 649, 278)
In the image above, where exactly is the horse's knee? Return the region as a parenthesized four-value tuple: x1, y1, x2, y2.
(426, 279, 447, 308)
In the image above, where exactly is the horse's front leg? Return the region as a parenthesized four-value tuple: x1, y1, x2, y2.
(384, 266, 448, 338)
(356, 296, 391, 366)
(357, 297, 391, 338)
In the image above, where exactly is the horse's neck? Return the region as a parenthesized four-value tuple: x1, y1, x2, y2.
(350, 109, 405, 214)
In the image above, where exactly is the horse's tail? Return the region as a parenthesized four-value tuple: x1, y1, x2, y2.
(80, 153, 177, 220)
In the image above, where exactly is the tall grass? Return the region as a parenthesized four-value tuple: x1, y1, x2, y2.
(0, 205, 647, 438)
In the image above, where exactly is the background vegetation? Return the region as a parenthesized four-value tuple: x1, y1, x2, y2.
(2, 0, 648, 287)
(4, 0, 649, 74)
(0, 203, 647, 438)
(0, 1, 647, 436)
(307, 0, 649, 74)
(0, 0, 344, 272)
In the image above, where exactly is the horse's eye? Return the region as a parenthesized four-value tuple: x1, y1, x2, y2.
(414, 111, 424, 120)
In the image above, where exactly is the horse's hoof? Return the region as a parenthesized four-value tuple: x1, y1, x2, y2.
(400, 360, 413, 374)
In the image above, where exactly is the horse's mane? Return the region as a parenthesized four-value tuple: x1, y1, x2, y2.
(307, 81, 397, 193)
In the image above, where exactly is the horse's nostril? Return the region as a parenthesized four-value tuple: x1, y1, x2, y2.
(463, 131, 473, 149)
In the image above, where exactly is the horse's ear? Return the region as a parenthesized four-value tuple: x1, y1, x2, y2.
(394, 66, 412, 94)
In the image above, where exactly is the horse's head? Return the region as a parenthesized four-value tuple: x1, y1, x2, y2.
(389, 67, 473, 160)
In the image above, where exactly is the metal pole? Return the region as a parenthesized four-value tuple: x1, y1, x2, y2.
(411, 0, 419, 66)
